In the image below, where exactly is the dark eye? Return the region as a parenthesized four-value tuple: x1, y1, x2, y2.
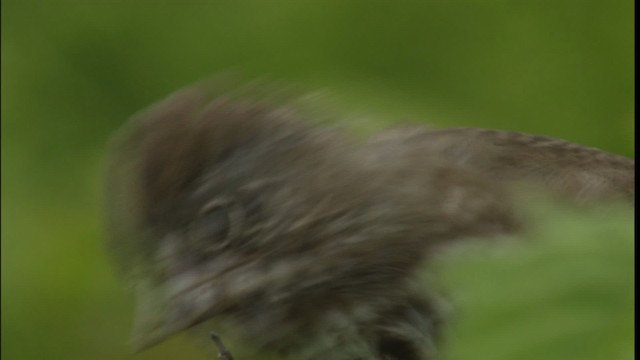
(198, 206, 230, 240)
(189, 200, 239, 252)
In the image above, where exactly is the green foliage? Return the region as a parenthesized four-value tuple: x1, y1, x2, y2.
(2, 1, 632, 359)
(436, 203, 634, 360)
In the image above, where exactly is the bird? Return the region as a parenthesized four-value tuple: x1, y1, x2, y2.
(104, 78, 634, 360)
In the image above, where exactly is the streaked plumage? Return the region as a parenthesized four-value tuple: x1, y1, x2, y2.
(105, 79, 633, 360)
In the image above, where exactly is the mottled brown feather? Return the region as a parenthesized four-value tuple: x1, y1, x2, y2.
(105, 79, 634, 360)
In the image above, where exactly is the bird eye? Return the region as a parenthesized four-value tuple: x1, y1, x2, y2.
(189, 200, 238, 252)
(200, 206, 230, 239)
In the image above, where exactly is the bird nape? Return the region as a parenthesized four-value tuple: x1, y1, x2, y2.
(104, 78, 634, 360)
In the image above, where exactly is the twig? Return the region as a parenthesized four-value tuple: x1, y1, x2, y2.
(210, 332, 235, 360)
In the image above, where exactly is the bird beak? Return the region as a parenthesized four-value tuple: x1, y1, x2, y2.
(130, 270, 220, 352)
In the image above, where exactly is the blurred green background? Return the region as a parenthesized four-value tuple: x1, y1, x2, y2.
(2, 1, 633, 360)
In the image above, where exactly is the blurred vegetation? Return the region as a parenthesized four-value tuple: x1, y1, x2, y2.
(1, 1, 633, 360)
(436, 202, 634, 360)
